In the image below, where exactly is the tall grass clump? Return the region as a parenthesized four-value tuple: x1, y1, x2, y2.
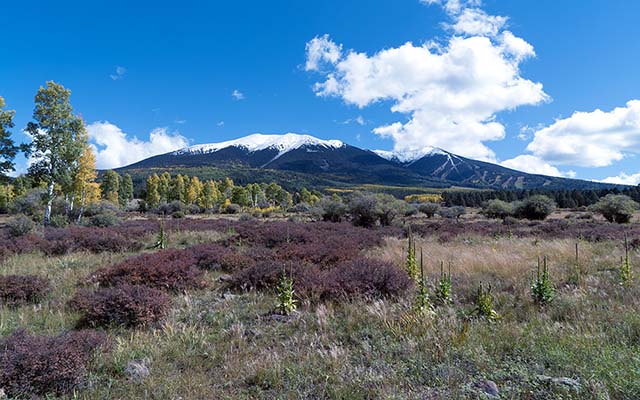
(154, 220, 168, 249)
(276, 267, 297, 315)
(472, 283, 499, 321)
(414, 250, 432, 314)
(405, 228, 418, 282)
(620, 237, 633, 287)
(531, 256, 555, 306)
(435, 261, 453, 305)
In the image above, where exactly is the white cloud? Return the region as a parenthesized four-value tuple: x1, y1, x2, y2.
(231, 89, 245, 100)
(600, 172, 640, 185)
(526, 100, 640, 167)
(500, 155, 566, 177)
(87, 121, 189, 169)
(305, 34, 343, 71)
(342, 115, 366, 126)
(306, 20, 547, 161)
(110, 66, 126, 81)
(450, 8, 507, 37)
(420, 0, 481, 14)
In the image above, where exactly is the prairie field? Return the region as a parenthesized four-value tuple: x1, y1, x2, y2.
(1, 213, 640, 399)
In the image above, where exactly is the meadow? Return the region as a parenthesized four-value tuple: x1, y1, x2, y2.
(1, 212, 640, 399)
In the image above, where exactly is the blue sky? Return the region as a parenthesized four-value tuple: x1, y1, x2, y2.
(2, 0, 640, 184)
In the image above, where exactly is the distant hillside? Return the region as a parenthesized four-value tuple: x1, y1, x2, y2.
(118, 133, 620, 192)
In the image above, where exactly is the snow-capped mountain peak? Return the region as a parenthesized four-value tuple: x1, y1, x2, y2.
(173, 133, 345, 157)
(373, 146, 448, 164)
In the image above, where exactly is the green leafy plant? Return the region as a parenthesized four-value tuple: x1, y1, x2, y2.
(154, 220, 167, 249)
(435, 261, 453, 305)
(472, 283, 499, 321)
(414, 250, 432, 314)
(276, 267, 297, 315)
(405, 228, 419, 282)
(531, 256, 555, 306)
(620, 236, 633, 287)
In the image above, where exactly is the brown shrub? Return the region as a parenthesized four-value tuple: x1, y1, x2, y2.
(0, 275, 50, 307)
(68, 284, 171, 328)
(0, 329, 108, 398)
(87, 249, 206, 292)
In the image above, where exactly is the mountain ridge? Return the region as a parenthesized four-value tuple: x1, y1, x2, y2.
(119, 133, 621, 191)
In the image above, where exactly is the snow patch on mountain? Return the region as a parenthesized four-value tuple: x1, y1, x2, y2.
(374, 147, 448, 164)
(173, 133, 345, 156)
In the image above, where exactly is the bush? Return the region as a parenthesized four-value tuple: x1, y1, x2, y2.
(231, 258, 412, 302)
(69, 284, 170, 328)
(591, 194, 639, 223)
(0, 275, 50, 307)
(6, 214, 34, 237)
(87, 212, 121, 227)
(83, 200, 120, 217)
(156, 201, 187, 216)
(482, 199, 513, 219)
(87, 249, 207, 292)
(48, 214, 69, 228)
(225, 203, 242, 214)
(316, 196, 348, 222)
(10, 189, 46, 218)
(0, 329, 107, 398)
(514, 195, 556, 220)
(348, 192, 379, 228)
(418, 202, 440, 218)
(322, 258, 413, 299)
(172, 210, 186, 219)
(439, 206, 466, 221)
(376, 194, 406, 226)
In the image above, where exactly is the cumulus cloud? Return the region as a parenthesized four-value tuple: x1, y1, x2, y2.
(87, 122, 189, 169)
(600, 172, 640, 185)
(525, 100, 640, 167)
(305, 2, 547, 162)
(500, 155, 568, 177)
(305, 34, 343, 71)
(450, 8, 507, 37)
(231, 89, 245, 100)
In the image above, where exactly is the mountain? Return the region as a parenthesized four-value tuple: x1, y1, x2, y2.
(119, 133, 618, 191)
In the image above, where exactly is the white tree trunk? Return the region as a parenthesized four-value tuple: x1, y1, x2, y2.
(44, 181, 55, 225)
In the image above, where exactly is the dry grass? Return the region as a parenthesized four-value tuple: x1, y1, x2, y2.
(2, 217, 640, 399)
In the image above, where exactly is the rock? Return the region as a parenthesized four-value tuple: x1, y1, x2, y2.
(0, 388, 6, 399)
(125, 359, 151, 381)
(473, 379, 499, 398)
(218, 274, 233, 283)
(537, 375, 581, 392)
(222, 292, 237, 300)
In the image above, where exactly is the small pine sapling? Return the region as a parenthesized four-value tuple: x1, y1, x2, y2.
(473, 283, 499, 321)
(435, 261, 453, 305)
(405, 228, 419, 282)
(276, 267, 297, 315)
(620, 236, 633, 287)
(531, 256, 555, 306)
(154, 220, 167, 249)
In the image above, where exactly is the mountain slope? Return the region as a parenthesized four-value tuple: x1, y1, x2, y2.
(119, 133, 619, 191)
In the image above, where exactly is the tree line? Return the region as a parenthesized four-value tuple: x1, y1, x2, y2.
(443, 187, 640, 209)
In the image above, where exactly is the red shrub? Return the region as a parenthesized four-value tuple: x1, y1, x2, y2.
(69, 284, 170, 328)
(0, 329, 108, 398)
(87, 249, 207, 292)
(322, 258, 412, 299)
(230, 258, 411, 302)
(0, 275, 50, 307)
